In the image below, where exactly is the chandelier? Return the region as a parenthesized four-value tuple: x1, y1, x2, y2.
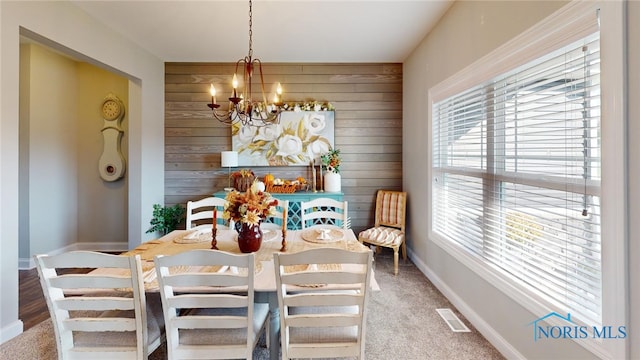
(207, 0, 283, 127)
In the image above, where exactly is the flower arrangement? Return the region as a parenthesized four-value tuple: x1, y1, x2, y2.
(223, 186, 278, 226)
(321, 148, 342, 174)
(282, 101, 334, 112)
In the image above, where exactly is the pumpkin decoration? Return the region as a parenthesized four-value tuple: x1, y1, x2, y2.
(264, 173, 275, 184)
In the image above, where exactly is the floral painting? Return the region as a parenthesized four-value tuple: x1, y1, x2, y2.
(232, 111, 335, 166)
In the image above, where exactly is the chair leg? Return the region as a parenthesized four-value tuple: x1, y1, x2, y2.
(393, 247, 399, 275)
(401, 241, 407, 260)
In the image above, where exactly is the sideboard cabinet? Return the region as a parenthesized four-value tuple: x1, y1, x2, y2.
(214, 191, 344, 230)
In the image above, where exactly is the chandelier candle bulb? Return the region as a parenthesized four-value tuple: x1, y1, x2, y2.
(232, 74, 238, 98)
(210, 84, 217, 104)
(232, 74, 238, 89)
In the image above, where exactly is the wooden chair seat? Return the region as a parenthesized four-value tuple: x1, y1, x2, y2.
(72, 305, 163, 350)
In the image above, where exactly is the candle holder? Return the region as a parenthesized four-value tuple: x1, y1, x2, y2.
(311, 161, 318, 193)
(280, 228, 287, 252)
(211, 228, 218, 250)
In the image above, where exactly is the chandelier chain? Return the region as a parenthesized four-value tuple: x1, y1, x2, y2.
(248, 0, 253, 57)
(206, 0, 282, 127)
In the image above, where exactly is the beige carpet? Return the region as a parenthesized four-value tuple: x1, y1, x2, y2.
(1, 251, 504, 359)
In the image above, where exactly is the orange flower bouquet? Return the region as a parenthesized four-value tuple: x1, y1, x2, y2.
(223, 186, 278, 227)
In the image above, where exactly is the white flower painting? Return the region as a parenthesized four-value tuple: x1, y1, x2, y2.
(232, 111, 335, 166)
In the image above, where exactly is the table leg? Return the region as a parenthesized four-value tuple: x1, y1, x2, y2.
(256, 291, 280, 360)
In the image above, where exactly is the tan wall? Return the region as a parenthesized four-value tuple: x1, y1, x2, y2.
(18, 43, 130, 260)
(76, 63, 129, 245)
(165, 63, 403, 233)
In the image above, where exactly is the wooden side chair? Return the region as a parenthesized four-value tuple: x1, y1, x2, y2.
(273, 248, 373, 360)
(186, 196, 228, 230)
(34, 251, 163, 360)
(358, 190, 407, 275)
(154, 250, 268, 360)
(300, 197, 348, 229)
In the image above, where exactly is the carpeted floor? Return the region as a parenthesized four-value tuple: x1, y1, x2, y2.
(1, 250, 504, 359)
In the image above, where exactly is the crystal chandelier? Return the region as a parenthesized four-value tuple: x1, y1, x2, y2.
(207, 0, 283, 127)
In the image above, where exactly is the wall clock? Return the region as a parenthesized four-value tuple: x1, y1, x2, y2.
(101, 98, 124, 121)
(98, 94, 126, 182)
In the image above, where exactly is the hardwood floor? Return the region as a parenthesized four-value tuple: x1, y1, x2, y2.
(19, 267, 92, 331)
(19, 268, 49, 331)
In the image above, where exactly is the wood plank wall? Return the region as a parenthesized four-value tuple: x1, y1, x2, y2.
(165, 63, 402, 233)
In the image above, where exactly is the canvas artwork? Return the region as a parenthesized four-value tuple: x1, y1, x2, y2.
(232, 111, 335, 166)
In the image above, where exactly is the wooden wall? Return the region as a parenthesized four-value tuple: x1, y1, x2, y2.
(164, 63, 402, 233)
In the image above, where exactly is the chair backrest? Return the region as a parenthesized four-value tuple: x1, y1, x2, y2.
(375, 190, 407, 232)
(261, 199, 289, 230)
(274, 248, 373, 360)
(300, 197, 348, 229)
(34, 251, 158, 360)
(154, 250, 262, 360)
(186, 196, 228, 230)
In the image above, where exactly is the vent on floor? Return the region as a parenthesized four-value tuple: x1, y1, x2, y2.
(436, 308, 471, 332)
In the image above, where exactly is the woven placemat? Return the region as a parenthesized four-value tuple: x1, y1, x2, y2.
(301, 228, 344, 243)
(174, 230, 211, 244)
(283, 263, 342, 287)
(284, 263, 341, 273)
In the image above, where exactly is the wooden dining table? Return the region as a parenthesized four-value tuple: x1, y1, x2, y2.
(108, 227, 377, 360)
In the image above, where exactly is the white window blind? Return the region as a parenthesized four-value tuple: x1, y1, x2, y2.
(432, 32, 601, 325)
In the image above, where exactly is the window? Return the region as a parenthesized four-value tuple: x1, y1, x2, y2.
(432, 31, 602, 324)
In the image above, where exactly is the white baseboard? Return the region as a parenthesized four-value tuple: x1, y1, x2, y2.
(0, 320, 23, 345)
(407, 248, 525, 360)
(19, 242, 129, 270)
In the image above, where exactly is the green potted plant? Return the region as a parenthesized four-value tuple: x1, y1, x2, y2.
(146, 204, 185, 235)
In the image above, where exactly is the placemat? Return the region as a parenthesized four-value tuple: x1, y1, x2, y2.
(174, 229, 212, 244)
(283, 263, 342, 287)
(301, 228, 344, 243)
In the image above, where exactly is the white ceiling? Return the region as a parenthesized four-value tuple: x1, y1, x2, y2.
(70, 0, 454, 63)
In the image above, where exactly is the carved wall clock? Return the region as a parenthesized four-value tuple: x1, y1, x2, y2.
(98, 94, 126, 182)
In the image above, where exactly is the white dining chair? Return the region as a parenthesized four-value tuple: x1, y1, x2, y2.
(34, 251, 163, 360)
(186, 196, 228, 230)
(154, 250, 268, 360)
(273, 248, 373, 360)
(300, 197, 348, 229)
(261, 199, 288, 230)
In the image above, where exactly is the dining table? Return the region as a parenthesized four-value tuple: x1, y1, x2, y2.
(100, 226, 377, 360)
